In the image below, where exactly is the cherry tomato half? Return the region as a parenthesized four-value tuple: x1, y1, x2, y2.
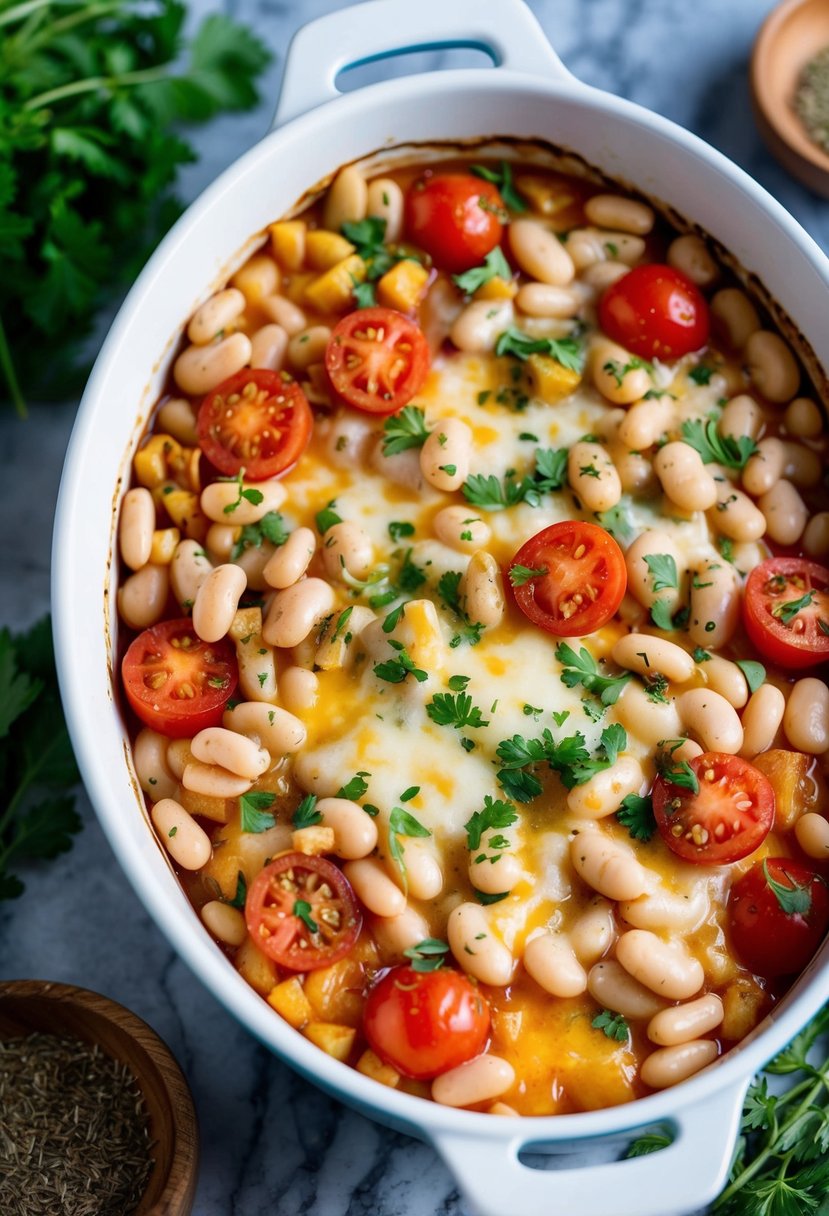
(197, 369, 313, 481)
(729, 858, 829, 977)
(508, 521, 627, 637)
(245, 853, 361, 971)
(598, 264, 710, 360)
(653, 752, 774, 865)
(121, 619, 238, 739)
(324, 307, 431, 415)
(363, 965, 491, 1080)
(405, 173, 506, 274)
(743, 557, 829, 670)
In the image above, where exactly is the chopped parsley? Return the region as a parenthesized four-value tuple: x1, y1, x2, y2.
(219, 468, 264, 515)
(315, 500, 342, 535)
(292, 794, 322, 830)
(403, 938, 450, 972)
(452, 246, 512, 295)
(617, 793, 656, 841)
(388, 805, 431, 889)
(240, 790, 277, 833)
(382, 405, 430, 456)
(688, 364, 715, 385)
(509, 563, 547, 587)
(464, 796, 518, 852)
(293, 899, 318, 934)
(763, 859, 813, 916)
(388, 520, 415, 542)
(602, 355, 652, 387)
(469, 161, 527, 212)
(555, 642, 631, 706)
(336, 772, 371, 801)
(680, 417, 757, 470)
(736, 660, 766, 694)
(373, 640, 428, 684)
(231, 511, 289, 559)
(643, 553, 679, 593)
(592, 1008, 630, 1042)
(495, 723, 628, 801)
(436, 570, 485, 648)
(772, 591, 814, 625)
(495, 327, 584, 372)
(426, 691, 490, 730)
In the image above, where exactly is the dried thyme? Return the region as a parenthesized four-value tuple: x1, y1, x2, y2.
(795, 45, 829, 155)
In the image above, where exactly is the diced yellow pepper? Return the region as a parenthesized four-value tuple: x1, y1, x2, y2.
(268, 977, 313, 1029)
(721, 977, 767, 1041)
(158, 488, 207, 542)
(304, 255, 366, 313)
(177, 786, 232, 825)
(304, 957, 364, 1025)
(305, 230, 355, 271)
(229, 606, 263, 642)
(356, 1049, 400, 1089)
(134, 434, 182, 488)
(236, 937, 278, 996)
(303, 1021, 356, 1062)
(149, 527, 179, 565)
(514, 173, 576, 216)
(526, 353, 582, 404)
(376, 259, 430, 312)
(291, 825, 336, 856)
(474, 275, 517, 302)
(753, 749, 820, 830)
(270, 220, 306, 271)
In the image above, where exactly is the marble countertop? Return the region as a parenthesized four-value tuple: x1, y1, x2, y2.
(1, 1, 827, 1213)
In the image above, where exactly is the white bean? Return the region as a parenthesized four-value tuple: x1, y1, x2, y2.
(234, 541, 277, 595)
(614, 682, 682, 750)
(585, 194, 654, 235)
(419, 418, 472, 492)
(758, 480, 808, 546)
(677, 688, 743, 753)
(190, 727, 269, 781)
(469, 849, 522, 895)
(151, 798, 211, 869)
(702, 655, 749, 709)
(173, 333, 252, 396)
(192, 564, 246, 643)
(619, 887, 708, 934)
(263, 527, 315, 590)
(366, 178, 404, 243)
(746, 330, 800, 403)
(740, 685, 785, 758)
(321, 521, 373, 581)
(133, 728, 178, 803)
(618, 397, 675, 450)
(395, 839, 443, 900)
(587, 960, 667, 1020)
(450, 299, 514, 353)
(648, 995, 724, 1047)
(566, 757, 644, 820)
(432, 1055, 515, 1108)
(515, 282, 582, 318)
(591, 338, 651, 405)
(640, 1040, 718, 1089)
(201, 900, 247, 946)
(249, 323, 288, 371)
(119, 488, 155, 571)
(316, 798, 377, 860)
(223, 701, 306, 755)
(459, 552, 505, 629)
(711, 289, 760, 350)
(509, 218, 575, 285)
(804, 513, 829, 560)
(279, 666, 319, 715)
(206, 523, 236, 563)
(570, 831, 649, 901)
(783, 441, 822, 489)
(182, 761, 252, 799)
(570, 897, 616, 964)
(117, 564, 169, 630)
(156, 398, 199, 446)
(200, 479, 286, 526)
(743, 437, 785, 497)
(666, 234, 718, 287)
(581, 260, 630, 290)
(433, 505, 491, 553)
(784, 396, 823, 439)
(262, 578, 335, 649)
(568, 440, 622, 512)
(626, 530, 683, 614)
(711, 482, 766, 543)
(187, 288, 246, 345)
(615, 929, 704, 1000)
(783, 678, 829, 754)
(343, 857, 406, 918)
(448, 902, 513, 986)
(612, 634, 694, 683)
(372, 906, 431, 959)
(323, 165, 368, 231)
(287, 326, 331, 371)
(719, 395, 765, 442)
(795, 812, 829, 859)
(261, 295, 307, 336)
(688, 559, 741, 649)
(654, 442, 717, 512)
(523, 933, 587, 997)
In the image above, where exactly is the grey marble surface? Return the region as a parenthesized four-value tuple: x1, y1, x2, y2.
(1, 1, 828, 1213)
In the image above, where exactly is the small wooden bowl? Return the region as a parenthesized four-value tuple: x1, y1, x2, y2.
(751, 0, 829, 197)
(0, 980, 198, 1216)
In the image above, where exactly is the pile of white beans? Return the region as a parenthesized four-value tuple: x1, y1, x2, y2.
(117, 158, 829, 1116)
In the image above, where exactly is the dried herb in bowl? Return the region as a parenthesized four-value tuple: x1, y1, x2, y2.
(0, 1032, 153, 1214)
(795, 45, 829, 156)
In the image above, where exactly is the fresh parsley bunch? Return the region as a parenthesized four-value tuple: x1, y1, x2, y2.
(0, 0, 271, 413)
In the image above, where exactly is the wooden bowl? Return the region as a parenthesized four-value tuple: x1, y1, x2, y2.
(751, 0, 829, 197)
(0, 980, 198, 1216)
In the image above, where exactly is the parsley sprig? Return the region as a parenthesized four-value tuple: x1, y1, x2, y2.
(388, 804, 431, 890)
(464, 796, 518, 852)
(382, 406, 430, 456)
(470, 162, 527, 212)
(373, 640, 428, 684)
(616, 793, 656, 841)
(231, 511, 289, 560)
(592, 1008, 630, 1042)
(452, 247, 512, 295)
(495, 723, 628, 801)
(426, 692, 490, 730)
(404, 938, 450, 972)
(462, 447, 567, 511)
(240, 791, 276, 833)
(495, 327, 584, 372)
(555, 642, 631, 706)
(681, 418, 758, 470)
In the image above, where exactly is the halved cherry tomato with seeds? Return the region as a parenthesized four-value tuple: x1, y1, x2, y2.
(197, 369, 313, 480)
(245, 853, 361, 971)
(364, 964, 491, 1080)
(508, 521, 627, 637)
(599, 264, 710, 360)
(653, 752, 774, 865)
(729, 858, 829, 977)
(405, 172, 506, 274)
(121, 619, 238, 739)
(743, 557, 829, 669)
(324, 307, 430, 415)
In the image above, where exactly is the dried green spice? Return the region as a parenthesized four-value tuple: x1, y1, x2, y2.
(795, 45, 829, 154)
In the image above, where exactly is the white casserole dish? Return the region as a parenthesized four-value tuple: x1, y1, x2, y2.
(52, 2, 829, 1213)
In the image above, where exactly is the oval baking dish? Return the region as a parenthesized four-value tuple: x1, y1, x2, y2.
(52, 2, 829, 1213)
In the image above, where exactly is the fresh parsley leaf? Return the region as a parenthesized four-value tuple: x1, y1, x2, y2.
(475, 889, 510, 905)
(736, 660, 766, 694)
(224, 871, 247, 910)
(400, 786, 420, 803)
(437, 570, 485, 648)
(448, 675, 470, 692)
(495, 327, 584, 372)
(315, 500, 342, 534)
(509, 563, 548, 587)
(693, 647, 712, 662)
(602, 356, 652, 387)
(388, 521, 415, 542)
(650, 600, 689, 632)
(373, 642, 428, 684)
(388, 805, 431, 888)
(452, 246, 512, 295)
(292, 794, 321, 830)
(763, 859, 813, 916)
(426, 692, 490, 730)
(592, 1008, 630, 1042)
(240, 790, 277, 833)
(382, 406, 430, 456)
(464, 796, 518, 852)
(350, 278, 377, 309)
(772, 592, 814, 625)
(231, 511, 289, 559)
(555, 642, 631, 706)
(617, 793, 656, 841)
(469, 161, 527, 212)
(644, 672, 670, 704)
(644, 553, 679, 593)
(397, 548, 427, 593)
(625, 1133, 672, 1159)
(404, 938, 450, 972)
(681, 418, 758, 470)
(656, 752, 699, 795)
(497, 767, 543, 803)
(531, 447, 568, 494)
(293, 899, 318, 934)
(336, 772, 371, 801)
(688, 364, 715, 385)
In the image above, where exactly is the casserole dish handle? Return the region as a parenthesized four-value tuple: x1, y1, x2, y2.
(432, 1082, 747, 1216)
(274, 0, 577, 127)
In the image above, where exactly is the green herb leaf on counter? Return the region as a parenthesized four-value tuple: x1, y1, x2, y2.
(469, 162, 527, 212)
(240, 791, 276, 834)
(382, 406, 430, 456)
(0, 617, 81, 900)
(681, 418, 758, 470)
(495, 327, 584, 372)
(0, 1, 271, 414)
(452, 247, 512, 295)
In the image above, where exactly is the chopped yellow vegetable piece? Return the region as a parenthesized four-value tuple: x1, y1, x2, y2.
(526, 353, 582, 404)
(268, 977, 313, 1029)
(514, 173, 576, 216)
(305, 230, 355, 271)
(304, 255, 366, 313)
(270, 220, 306, 271)
(474, 276, 517, 302)
(235, 937, 278, 996)
(177, 786, 232, 825)
(304, 1021, 356, 1062)
(149, 527, 179, 565)
(134, 433, 182, 488)
(377, 260, 430, 312)
(229, 606, 263, 642)
(157, 488, 207, 542)
(356, 1049, 401, 1088)
(291, 825, 336, 856)
(721, 977, 767, 1041)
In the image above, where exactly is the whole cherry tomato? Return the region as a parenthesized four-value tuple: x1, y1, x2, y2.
(598, 264, 710, 360)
